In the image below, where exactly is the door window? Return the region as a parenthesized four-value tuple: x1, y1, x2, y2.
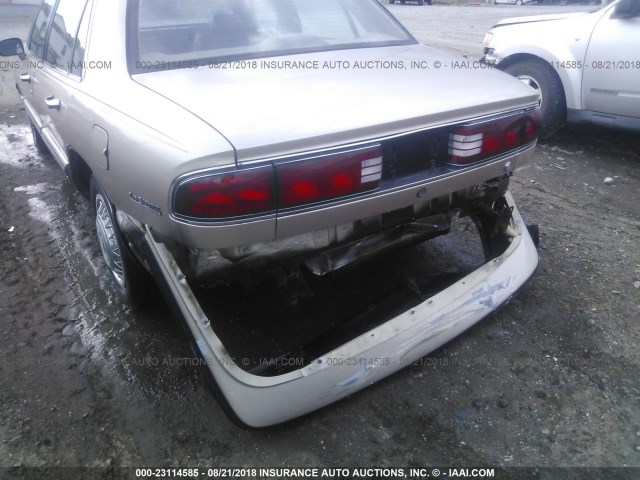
(28, 0, 57, 60)
(45, 0, 90, 72)
(70, 0, 93, 77)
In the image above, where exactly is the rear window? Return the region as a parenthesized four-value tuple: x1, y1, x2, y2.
(130, 0, 414, 72)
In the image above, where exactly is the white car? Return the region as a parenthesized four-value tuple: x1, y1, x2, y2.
(482, 0, 640, 134)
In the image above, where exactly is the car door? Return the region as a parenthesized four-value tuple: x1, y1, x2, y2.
(19, 0, 57, 138)
(582, 0, 640, 120)
(31, 0, 91, 170)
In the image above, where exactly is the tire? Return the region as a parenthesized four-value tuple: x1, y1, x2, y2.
(90, 175, 151, 306)
(30, 121, 48, 155)
(502, 59, 566, 137)
(418, 0, 424, 4)
(515, 0, 523, 4)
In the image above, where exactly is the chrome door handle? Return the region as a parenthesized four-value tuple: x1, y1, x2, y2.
(45, 95, 61, 109)
(19, 73, 31, 82)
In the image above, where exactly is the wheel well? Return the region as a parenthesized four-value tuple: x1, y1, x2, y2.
(496, 53, 539, 72)
(498, 53, 567, 104)
(68, 149, 93, 199)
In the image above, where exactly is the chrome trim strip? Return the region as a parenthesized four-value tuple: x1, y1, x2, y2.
(40, 126, 69, 169)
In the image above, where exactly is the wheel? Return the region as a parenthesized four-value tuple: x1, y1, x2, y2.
(515, 0, 523, 4)
(30, 120, 48, 154)
(502, 59, 566, 137)
(90, 175, 150, 305)
(426, 0, 432, 4)
(418, 0, 424, 4)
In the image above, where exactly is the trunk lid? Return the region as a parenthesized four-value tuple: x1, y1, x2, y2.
(133, 45, 539, 163)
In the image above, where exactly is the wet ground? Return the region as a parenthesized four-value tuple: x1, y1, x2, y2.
(1, 2, 639, 478)
(2, 109, 639, 476)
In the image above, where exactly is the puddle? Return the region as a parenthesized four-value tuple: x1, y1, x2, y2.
(0, 125, 42, 167)
(27, 196, 54, 223)
(11, 173, 135, 368)
(14, 183, 49, 195)
(6, 144, 188, 397)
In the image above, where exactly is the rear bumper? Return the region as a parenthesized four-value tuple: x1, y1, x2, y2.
(144, 192, 537, 428)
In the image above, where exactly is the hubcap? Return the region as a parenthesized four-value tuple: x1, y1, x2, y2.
(517, 75, 542, 107)
(95, 194, 126, 288)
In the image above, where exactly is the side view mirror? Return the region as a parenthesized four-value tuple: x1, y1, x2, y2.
(612, 0, 639, 18)
(0, 38, 25, 56)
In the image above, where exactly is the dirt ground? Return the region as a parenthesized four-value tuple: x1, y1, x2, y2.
(0, 3, 639, 479)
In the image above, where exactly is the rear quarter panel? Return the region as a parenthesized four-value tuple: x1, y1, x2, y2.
(64, 0, 237, 239)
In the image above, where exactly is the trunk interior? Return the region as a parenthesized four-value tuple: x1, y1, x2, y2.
(191, 214, 487, 377)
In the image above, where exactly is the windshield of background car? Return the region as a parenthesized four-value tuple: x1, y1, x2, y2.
(131, 0, 415, 72)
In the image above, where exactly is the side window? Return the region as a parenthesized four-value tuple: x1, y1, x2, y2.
(27, 0, 57, 60)
(45, 0, 89, 72)
(70, 0, 93, 77)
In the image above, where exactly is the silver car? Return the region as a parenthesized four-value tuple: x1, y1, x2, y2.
(1, 0, 539, 427)
(482, 0, 640, 134)
(388, 0, 433, 5)
(491, 0, 534, 6)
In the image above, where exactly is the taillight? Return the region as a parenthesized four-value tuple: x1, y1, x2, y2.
(449, 109, 540, 165)
(173, 145, 382, 220)
(174, 165, 276, 219)
(278, 145, 382, 208)
(524, 109, 541, 144)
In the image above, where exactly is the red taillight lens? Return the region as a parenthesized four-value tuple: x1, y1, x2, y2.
(174, 166, 276, 219)
(449, 109, 540, 165)
(278, 145, 382, 208)
(173, 146, 383, 220)
(524, 109, 542, 144)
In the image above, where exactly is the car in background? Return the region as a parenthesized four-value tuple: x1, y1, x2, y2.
(1, 0, 539, 427)
(493, 0, 604, 8)
(540, 0, 602, 5)
(389, 0, 433, 5)
(492, 0, 535, 6)
(482, 0, 640, 135)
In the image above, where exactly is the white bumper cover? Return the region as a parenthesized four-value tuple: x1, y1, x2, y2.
(145, 192, 538, 427)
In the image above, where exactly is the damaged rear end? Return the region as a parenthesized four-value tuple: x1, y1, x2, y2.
(138, 191, 537, 428)
(121, 107, 540, 427)
(117, 88, 542, 426)
(158, 105, 540, 288)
